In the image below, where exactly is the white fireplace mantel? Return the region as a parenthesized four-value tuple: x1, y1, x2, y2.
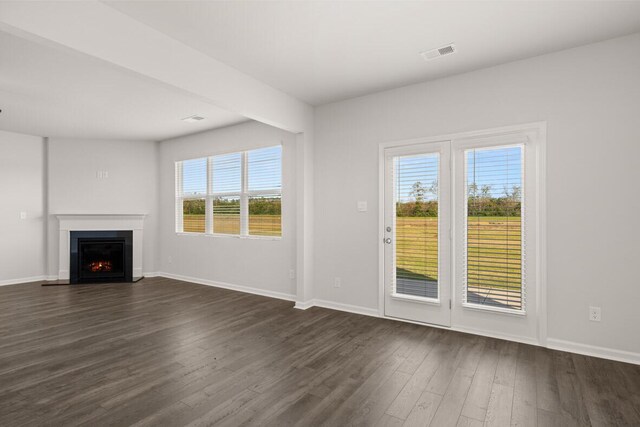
(56, 214, 146, 280)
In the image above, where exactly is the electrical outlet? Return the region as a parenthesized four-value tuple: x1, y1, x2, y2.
(357, 201, 368, 212)
(589, 306, 601, 322)
(334, 277, 342, 288)
(289, 269, 295, 279)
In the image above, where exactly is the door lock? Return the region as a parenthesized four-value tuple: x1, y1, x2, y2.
(386, 226, 392, 232)
(384, 238, 392, 244)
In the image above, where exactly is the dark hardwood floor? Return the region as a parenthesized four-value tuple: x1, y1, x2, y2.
(1, 277, 638, 426)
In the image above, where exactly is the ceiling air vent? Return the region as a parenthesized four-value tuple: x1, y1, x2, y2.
(421, 44, 456, 61)
(182, 115, 205, 123)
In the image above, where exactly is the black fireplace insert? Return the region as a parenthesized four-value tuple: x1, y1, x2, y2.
(70, 230, 133, 284)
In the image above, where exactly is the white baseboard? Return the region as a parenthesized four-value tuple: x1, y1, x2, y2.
(0, 275, 47, 286)
(155, 272, 296, 302)
(142, 272, 160, 278)
(293, 298, 379, 317)
(547, 338, 640, 365)
(313, 299, 380, 318)
(294, 300, 314, 310)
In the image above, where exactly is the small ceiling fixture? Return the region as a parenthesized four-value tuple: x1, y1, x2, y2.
(421, 43, 456, 61)
(182, 115, 205, 123)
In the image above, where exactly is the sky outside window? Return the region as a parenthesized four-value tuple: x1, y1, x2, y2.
(181, 158, 206, 195)
(466, 146, 522, 198)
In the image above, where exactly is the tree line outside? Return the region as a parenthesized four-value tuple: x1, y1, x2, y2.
(396, 181, 521, 217)
(182, 197, 281, 216)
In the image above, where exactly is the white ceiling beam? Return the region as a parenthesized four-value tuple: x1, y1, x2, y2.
(0, 0, 313, 133)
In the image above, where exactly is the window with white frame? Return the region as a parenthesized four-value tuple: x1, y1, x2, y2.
(462, 144, 525, 312)
(175, 145, 282, 237)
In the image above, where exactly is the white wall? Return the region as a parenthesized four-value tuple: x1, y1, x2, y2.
(0, 130, 45, 283)
(314, 33, 640, 355)
(158, 121, 297, 299)
(47, 138, 159, 276)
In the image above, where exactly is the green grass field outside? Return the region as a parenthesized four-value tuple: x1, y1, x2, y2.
(396, 216, 522, 307)
(183, 214, 282, 237)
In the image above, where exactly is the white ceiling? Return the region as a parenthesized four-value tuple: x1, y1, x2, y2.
(106, 0, 640, 106)
(0, 31, 246, 141)
(2, 1, 640, 141)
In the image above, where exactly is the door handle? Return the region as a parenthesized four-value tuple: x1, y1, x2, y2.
(384, 238, 392, 244)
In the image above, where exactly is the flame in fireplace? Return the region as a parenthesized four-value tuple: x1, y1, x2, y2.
(88, 261, 113, 272)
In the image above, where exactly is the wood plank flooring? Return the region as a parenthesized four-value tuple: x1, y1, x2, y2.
(0, 277, 638, 426)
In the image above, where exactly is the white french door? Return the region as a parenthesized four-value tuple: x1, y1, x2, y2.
(381, 124, 544, 342)
(383, 141, 451, 326)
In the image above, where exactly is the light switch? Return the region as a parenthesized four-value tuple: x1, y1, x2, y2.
(357, 201, 368, 212)
(20, 211, 27, 220)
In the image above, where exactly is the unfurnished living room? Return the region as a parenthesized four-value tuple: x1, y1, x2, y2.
(1, 1, 640, 426)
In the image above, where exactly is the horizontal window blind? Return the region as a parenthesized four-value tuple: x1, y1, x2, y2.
(247, 146, 282, 237)
(464, 145, 524, 311)
(249, 195, 281, 236)
(211, 152, 241, 235)
(248, 146, 282, 192)
(175, 145, 282, 237)
(394, 153, 439, 299)
(181, 157, 207, 196)
(212, 152, 241, 194)
(177, 158, 207, 233)
(213, 196, 240, 235)
(183, 199, 206, 233)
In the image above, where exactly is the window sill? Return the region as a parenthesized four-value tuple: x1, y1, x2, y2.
(390, 293, 440, 305)
(175, 232, 282, 241)
(462, 302, 526, 316)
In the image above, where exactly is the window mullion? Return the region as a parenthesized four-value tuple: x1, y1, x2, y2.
(240, 151, 249, 236)
(205, 157, 213, 234)
(175, 162, 184, 233)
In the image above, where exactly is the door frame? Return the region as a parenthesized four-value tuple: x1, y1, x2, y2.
(378, 122, 547, 345)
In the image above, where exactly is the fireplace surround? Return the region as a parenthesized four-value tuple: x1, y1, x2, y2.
(56, 214, 146, 283)
(70, 230, 133, 284)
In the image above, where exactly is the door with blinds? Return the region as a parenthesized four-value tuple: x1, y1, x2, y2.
(383, 142, 451, 326)
(382, 125, 542, 340)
